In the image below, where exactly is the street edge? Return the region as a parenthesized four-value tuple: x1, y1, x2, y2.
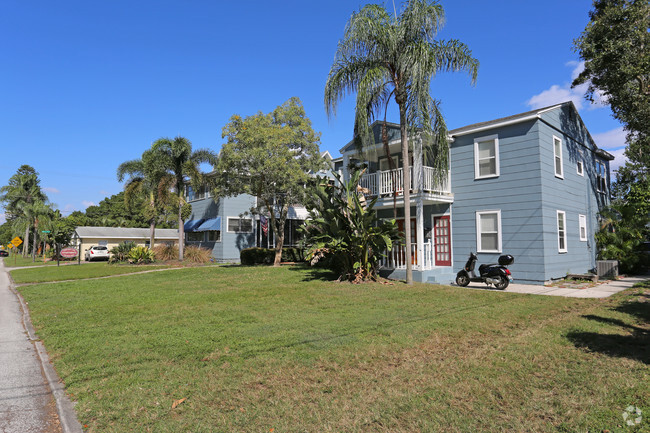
(8, 276, 84, 433)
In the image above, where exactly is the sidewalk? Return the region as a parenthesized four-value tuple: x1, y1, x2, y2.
(464, 275, 648, 298)
(0, 259, 81, 433)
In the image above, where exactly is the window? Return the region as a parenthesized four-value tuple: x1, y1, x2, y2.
(579, 214, 587, 241)
(474, 135, 499, 179)
(553, 136, 563, 178)
(596, 161, 607, 193)
(576, 160, 584, 176)
(476, 210, 502, 253)
(186, 232, 204, 242)
(557, 210, 567, 253)
(207, 230, 221, 242)
(379, 155, 398, 171)
(227, 217, 253, 233)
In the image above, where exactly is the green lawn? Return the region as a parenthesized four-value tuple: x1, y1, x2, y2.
(2, 254, 77, 267)
(18, 265, 649, 432)
(10, 261, 172, 284)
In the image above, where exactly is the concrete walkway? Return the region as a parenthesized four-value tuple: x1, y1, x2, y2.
(464, 275, 649, 298)
(0, 259, 81, 433)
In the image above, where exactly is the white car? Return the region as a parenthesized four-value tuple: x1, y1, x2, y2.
(85, 245, 110, 261)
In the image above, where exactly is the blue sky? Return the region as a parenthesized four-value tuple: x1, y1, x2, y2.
(0, 0, 626, 224)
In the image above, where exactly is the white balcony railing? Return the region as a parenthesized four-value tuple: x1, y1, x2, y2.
(360, 166, 450, 197)
(380, 241, 434, 270)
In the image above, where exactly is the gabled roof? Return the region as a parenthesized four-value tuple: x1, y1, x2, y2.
(75, 226, 178, 239)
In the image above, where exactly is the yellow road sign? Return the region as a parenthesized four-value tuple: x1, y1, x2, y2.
(11, 236, 23, 247)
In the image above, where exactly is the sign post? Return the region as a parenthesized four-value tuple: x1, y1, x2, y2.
(10, 237, 22, 266)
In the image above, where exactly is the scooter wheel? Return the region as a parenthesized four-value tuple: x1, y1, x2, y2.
(456, 274, 470, 287)
(493, 275, 509, 290)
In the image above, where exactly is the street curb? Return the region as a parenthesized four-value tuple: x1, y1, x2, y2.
(8, 274, 84, 433)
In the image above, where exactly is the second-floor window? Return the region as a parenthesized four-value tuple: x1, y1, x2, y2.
(474, 135, 499, 179)
(596, 161, 607, 193)
(553, 136, 564, 178)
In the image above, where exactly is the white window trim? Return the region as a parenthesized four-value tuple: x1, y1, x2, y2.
(476, 210, 502, 253)
(596, 161, 607, 194)
(576, 160, 584, 176)
(226, 217, 253, 234)
(553, 135, 564, 179)
(557, 210, 567, 253)
(579, 214, 587, 242)
(474, 134, 500, 179)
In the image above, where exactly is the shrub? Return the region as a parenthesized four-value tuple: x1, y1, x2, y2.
(152, 244, 178, 261)
(281, 247, 305, 262)
(240, 248, 274, 265)
(184, 245, 212, 264)
(127, 246, 155, 264)
(109, 241, 137, 264)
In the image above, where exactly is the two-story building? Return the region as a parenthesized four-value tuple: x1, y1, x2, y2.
(341, 102, 613, 285)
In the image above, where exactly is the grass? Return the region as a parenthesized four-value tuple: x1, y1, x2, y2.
(1, 254, 79, 267)
(9, 261, 172, 284)
(18, 265, 649, 432)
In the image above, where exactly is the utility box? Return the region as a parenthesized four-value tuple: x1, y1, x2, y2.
(596, 260, 619, 278)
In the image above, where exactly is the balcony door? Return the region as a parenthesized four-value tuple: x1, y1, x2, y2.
(397, 218, 417, 264)
(433, 215, 451, 266)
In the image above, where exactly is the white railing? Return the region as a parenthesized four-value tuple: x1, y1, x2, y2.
(380, 241, 434, 270)
(360, 166, 450, 197)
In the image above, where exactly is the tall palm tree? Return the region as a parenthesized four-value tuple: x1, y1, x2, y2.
(0, 165, 48, 257)
(13, 199, 53, 262)
(325, 0, 478, 283)
(117, 149, 174, 248)
(150, 136, 218, 260)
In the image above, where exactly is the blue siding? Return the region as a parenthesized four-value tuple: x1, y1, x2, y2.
(186, 193, 257, 263)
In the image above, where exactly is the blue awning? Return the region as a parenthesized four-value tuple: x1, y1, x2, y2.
(184, 219, 205, 232)
(195, 217, 221, 232)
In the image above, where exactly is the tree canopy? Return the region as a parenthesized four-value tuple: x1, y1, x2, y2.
(213, 97, 324, 266)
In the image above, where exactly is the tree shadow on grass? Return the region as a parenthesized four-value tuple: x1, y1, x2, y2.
(566, 292, 650, 365)
(286, 263, 340, 282)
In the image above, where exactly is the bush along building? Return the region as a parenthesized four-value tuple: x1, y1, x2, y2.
(341, 102, 613, 285)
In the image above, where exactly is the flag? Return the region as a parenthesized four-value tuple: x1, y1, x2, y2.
(261, 215, 268, 236)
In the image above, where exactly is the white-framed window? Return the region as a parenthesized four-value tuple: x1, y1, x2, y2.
(476, 210, 502, 253)
(186, 232, 204, 242)
(553, 136, 564, 178)
(579, 214, 587, 241)
(474, 135, 500, 179)
(227, 217, 253, 233)
(596, 161, 607, 193)
(577, 160, 584, 176)
(207, 230, 221, 242)
(557, 210, 567, 253)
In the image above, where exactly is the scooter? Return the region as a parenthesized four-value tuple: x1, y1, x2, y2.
(455, 252, 514, 290)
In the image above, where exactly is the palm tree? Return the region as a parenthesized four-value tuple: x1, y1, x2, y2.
(14, 199, 53, 262)
(117, 149, 174, 248)
(0, 165, 48, 257)
(325, 0, 478, 283)
(150, 136, 218, 260)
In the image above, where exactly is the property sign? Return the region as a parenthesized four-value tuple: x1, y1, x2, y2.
(11, 237, 23, 248)
(60, 247, 79, 258)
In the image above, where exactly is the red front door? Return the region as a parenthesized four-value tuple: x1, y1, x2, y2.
(434, 215, 451, 266)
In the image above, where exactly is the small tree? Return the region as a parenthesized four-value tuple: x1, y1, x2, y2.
(214, 97, 325, 267)
(301, 170, 401, 282)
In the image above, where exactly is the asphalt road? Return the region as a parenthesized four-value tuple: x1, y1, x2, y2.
(0, 259, 61, 433)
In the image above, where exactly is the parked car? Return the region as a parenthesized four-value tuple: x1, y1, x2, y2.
(0, 250, 9, 257)
(84, 245, 110, 261)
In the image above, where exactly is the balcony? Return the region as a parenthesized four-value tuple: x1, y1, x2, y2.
(359, 166, 451, 198)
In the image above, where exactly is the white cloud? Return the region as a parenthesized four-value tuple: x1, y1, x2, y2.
(63, 204, 76, 213)
(99, 190, 110, 196)
(527, 61, 606, 110)
(607, 147, 628, 174)
(43, 187, 60, 194)
(592, 127, 627, 151)
(81, 200, 96, 208)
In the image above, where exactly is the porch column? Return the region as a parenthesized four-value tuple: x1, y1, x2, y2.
(414, 136, 425, 270)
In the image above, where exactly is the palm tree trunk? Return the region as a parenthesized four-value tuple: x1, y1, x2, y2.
(149, 219, 156, 249)
(399, 104, 413, 284)
(32, 225, 38, 262)
(178, 201, 184, 261)
(23, 226, 30, 258)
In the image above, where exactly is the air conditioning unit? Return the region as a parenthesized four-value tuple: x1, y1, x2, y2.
(596, 260, 618, 278)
